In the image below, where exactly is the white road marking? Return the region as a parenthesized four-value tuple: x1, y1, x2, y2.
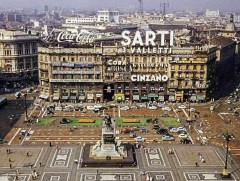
(8, 128, 21, 145)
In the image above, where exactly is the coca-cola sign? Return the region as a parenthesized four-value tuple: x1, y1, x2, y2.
(43, 29, 98, 44)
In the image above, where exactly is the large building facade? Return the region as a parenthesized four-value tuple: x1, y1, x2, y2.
(0, 29, 39, 88)
(38, 41, 217, 103)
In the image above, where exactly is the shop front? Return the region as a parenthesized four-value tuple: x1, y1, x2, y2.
(175, 91, 183, 102)
(168, 94, 175, 102)
(96, 93, 103, 103)
(190, 95, 197, 102)
(148, 93, 158, 101)
(114, 93, 125, 103)
(79, 92, 85, 102)
(87, 93, 94, 102)
(70, 90, 77, 103)
(197, 95, 206, 102)
(158, 94, 165, 102)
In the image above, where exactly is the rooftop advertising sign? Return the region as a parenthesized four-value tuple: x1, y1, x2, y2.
(121, 30, 174, 54)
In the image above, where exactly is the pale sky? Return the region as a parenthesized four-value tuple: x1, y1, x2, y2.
(0, 0, 239, 11)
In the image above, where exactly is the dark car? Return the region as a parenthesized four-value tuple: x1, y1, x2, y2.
(152, 124, 160, 130)
(161, 112, 169, 117)
(180, 139, 192, 144)
(157, 128, 168, 135)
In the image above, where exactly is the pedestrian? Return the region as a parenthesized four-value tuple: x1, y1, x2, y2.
(195, 162, 198, 167)
(6, 149, 9, 154)
(39, 162, 42, 167)
(10, 163, 12, 169)
(27, 152, 29, 157)
(49, 142, 52, 147)
(30, 164, 33, 169)
(9, 158, 11, 162)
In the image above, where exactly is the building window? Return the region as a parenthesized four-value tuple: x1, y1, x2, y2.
(171, 65, 175, 70)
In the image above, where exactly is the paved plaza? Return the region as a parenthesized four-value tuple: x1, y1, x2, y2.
(0, 145, 239, 181)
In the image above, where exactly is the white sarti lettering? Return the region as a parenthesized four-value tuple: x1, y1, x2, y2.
(156, 30, 169, 46)
(121, 30, 131, 46)
(145, 31, 156, 46)
(132, 31, 144, 46)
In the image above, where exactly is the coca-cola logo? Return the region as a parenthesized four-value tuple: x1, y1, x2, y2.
(43, 29, 97, 44)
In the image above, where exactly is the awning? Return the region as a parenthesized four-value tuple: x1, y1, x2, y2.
(148, 94, 158, 98)
(62, 96, 69, 100)
(190, 95, 197, 101)
(96, 94, 102, 97)
(197, 95, 205, 101)
(141, 96, 148, 100)
(70, 96, 77, 100)
(53, 96, 59, 101)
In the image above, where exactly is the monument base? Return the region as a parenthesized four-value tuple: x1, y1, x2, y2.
(81, 143, 137, 167)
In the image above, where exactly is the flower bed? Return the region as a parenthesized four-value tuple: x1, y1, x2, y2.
(78, 119, 95, 123)
(122, 118, 140, 123)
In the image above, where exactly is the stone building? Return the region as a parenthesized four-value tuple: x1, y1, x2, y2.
(0, 29, 39, 88)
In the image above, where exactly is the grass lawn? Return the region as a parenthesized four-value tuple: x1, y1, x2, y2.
(36, 118, 55, 126)
(67, 118, 103, 126)
(162, 117, 182, 127)
(115, 118, 147, 126)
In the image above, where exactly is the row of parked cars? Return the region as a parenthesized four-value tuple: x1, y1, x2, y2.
(152, 124, 192, 143)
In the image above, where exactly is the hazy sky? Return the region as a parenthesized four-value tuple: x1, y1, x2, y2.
(0, 0, 240, 11)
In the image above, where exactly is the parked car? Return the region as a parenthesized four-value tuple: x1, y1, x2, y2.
(227, 100, 232, 104)
(134, 136, 145, 142)
(121, 127, 132, 134)
(55, 106, 63, 111)
(148, 105, 157, 110)
(152, 124, 160, 130)
(157, 128, 168, 135)
(120, 106, 130, 111)
(174, 108, 181, 112)
(180, 139, 192, 144)
(14, 92, 21, 99)
(228, 107, 232, 111)
(94, 104, 102, 109)
(178, 105, 187, 109)
(162, 106, 171, 111)
(162, 135, 175, 141)
(130, 131, 136, 138)
(86, 105, 95, 110)
(110, 104, 116, 108)
(140, 128, 147, 133)
(190, 108, 196, 112)
(179, 133, 188, 139)
(177, 127, 186, 132)
(139, 104, 147, 108)
(169, 128, 178, 133)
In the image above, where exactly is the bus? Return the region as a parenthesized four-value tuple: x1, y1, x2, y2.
(0, 97, 7, 108)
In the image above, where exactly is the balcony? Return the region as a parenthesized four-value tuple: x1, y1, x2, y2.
(40, 68, 48, 72)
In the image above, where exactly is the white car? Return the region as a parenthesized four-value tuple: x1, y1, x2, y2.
(134, 136, 145, 142)
(148, 105, 157, 110)
(177, 127, 186, 132)
(55, 106, 63, 111)
(139, 104, 147, 108)
(227, 100, 231, 104)
(120, 106, 129, 111)
(162, 106, 171, 111)
(178, 105, 187, 109)
(86, 105, 95, 110)
(94, 104, 102, 109)
(169, 128, 178, 133)
(179, 134, 188, 139)
(190, 108, 196, 112)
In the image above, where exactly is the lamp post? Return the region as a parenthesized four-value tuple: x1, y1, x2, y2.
(221, 132, 234, 178)
(24, 93, 28, 121)
(186, 90, 192, 123)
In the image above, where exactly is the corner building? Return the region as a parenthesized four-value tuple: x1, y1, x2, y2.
(38, 42, 217, 103)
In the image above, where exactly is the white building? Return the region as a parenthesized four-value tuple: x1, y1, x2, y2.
(206, 9, 220, 18)
(65, 16, 97, 24)
(97, 10, 119, 23)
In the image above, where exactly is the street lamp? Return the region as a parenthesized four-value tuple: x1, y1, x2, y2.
(24, 93, 28, 121)
(221, 132, 234, 178)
